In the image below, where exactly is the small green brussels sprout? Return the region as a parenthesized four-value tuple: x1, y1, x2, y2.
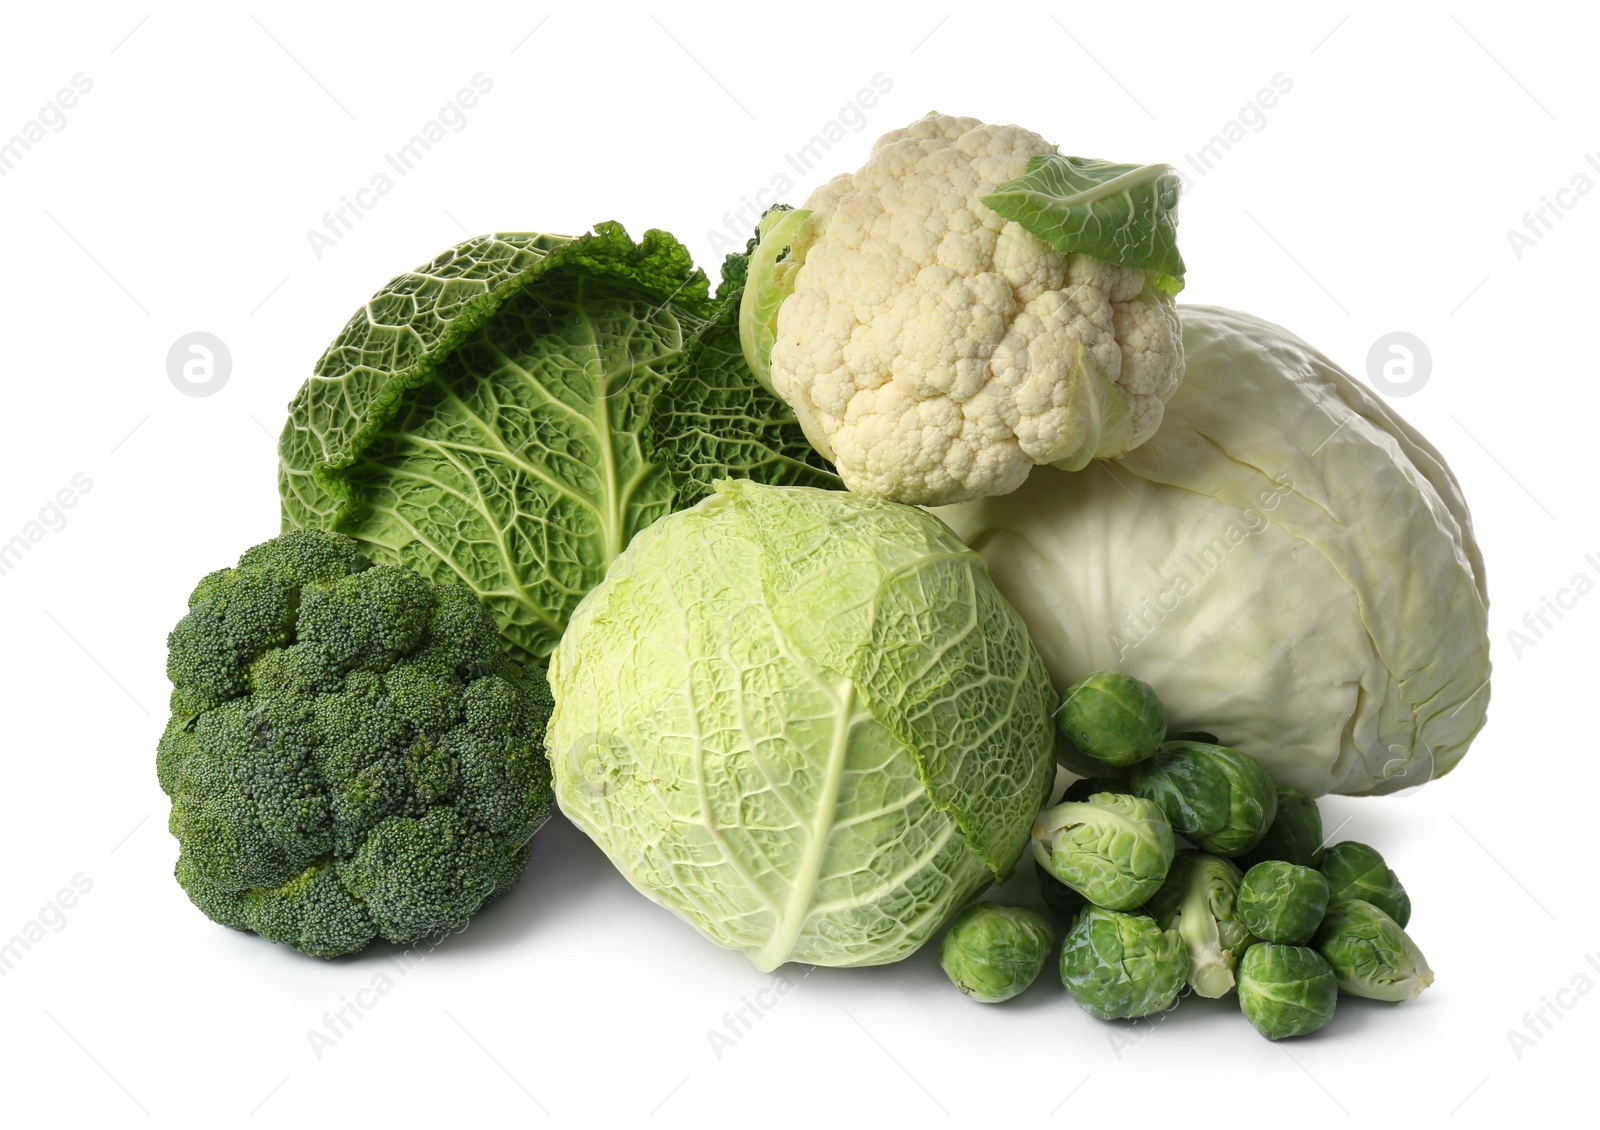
(1237, 862, 1329, 944)
(1164, 729, 1220, 745)
(1035, 860, 1087, 918)
(1059, 906, 1188, 1019)
(1237, 943, 1338, 1040)
(1146, 851, 1252, 998)
(1239, 787, 1325, 870)
(1320, 842, 1411, 927)
(1056, 736, 1130, 781)
(1032, 793, 1175, 911)
(1059, 775, 1128, 805)
(1130, 742, 1278, 857)
(1314, 899, 1433, 1001)
(1056, 671, 1166, 768)
(939, 903, 1055, 1003)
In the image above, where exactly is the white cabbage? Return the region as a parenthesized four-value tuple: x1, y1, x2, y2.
(938, 306, 1490, 796)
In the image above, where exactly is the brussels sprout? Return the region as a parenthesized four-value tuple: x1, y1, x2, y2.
(1130, 742, 1278, 857)
(1237, 943, 1338, 1040)
(1165, 730, 1220, 745)
(1239, 787, 1325, 870)
(1056, 737, 1131, 781)
(1059, 906, 1188, 1020)
(1035, 860, 1087, 918)
(1059, 775, 1129, 805)
(939, 903, 1055, 1003)
(1056, 671, 1166, 767)
(1237, 862, 1329, 944)
(1032, 793, 1176, 911)
(1315, 899, 1433, 1001)
(1146, 852, 1252, 998)
(1320, 842, 1411, 927)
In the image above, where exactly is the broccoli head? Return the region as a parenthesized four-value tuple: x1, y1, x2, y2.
(158, 529, 554, 957)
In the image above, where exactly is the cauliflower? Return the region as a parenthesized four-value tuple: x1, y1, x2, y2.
(746, 115, 1186, 506)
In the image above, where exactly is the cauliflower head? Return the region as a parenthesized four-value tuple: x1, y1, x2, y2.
(757, 114, 1185, 506)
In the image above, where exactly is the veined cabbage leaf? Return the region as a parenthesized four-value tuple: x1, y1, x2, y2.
(547, 480, 1057, 970)
(278, 223, 836, 664)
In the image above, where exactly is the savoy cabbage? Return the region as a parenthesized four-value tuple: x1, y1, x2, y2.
(546, 480, 1057, 970)
(279, 222, 835, 664)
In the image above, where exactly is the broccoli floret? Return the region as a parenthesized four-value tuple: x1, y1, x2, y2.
(158, 529, 554, 957)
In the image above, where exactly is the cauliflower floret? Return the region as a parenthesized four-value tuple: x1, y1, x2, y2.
(768, 114, 1184, 506)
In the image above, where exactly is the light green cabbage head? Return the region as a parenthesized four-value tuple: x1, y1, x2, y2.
(939, 305, 1490, 796)
(546, 480, 1056, 970)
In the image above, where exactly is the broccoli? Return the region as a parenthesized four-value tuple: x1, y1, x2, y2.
(157, 529, 554, 957)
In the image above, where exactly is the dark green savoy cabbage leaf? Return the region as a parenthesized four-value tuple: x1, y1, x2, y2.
(278, 221, 836, 664)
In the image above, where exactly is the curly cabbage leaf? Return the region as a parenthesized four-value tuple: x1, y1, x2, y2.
(939, 305, 1490, 796)
(547, 480, 1056, 970)
(278, 223, 835, 665)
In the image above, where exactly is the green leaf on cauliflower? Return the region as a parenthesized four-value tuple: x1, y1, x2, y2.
(279, 222, 834, 665)
(737, 206, 810, 394)
(982, 154, 1186, 294)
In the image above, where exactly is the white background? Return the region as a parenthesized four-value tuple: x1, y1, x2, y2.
(2, 2, 1595, 1126)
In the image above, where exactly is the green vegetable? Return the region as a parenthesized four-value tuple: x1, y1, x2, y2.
(545, 480, 1057, 970)
(157, 530, 553, 957)
(1321, 842, 1411, 927)
(1035, 860, 1087, 918)
(1237, 862, 1329, 944)
(1059, 906, 1188, 1019)
(936, 306, 1491, 797)
(279, 223, 835, 665)
(1237, 944, 1338, 1040)
(1146, 852, 1251, 998)
(740, 116, 1186, 503)
(1056, 741, 1133, 782)
(1315, 900, 1433, 1001)
(738, 205, 809, 395)
(1031, 793, 1175, 911)
(1130, 741, 1278, 857)
(1239, 787, 1325, 870)
(1059, 775, 1128, 804)
(939, 904, 1055, 1003)
(1056, 670, 1166, 768)
(981, 154, 1186, 294)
